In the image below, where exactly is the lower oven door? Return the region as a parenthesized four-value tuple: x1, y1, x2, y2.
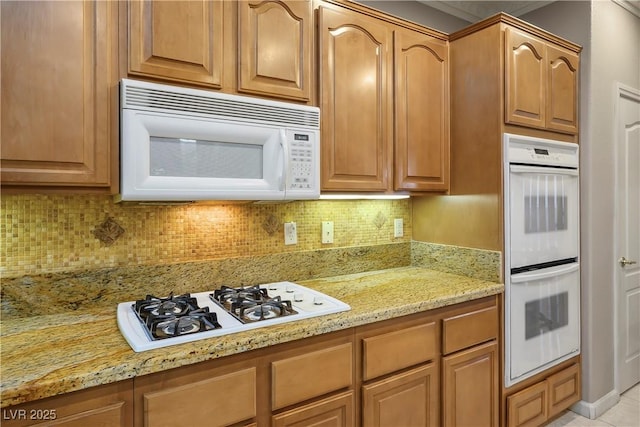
(506, 262, 581, 386)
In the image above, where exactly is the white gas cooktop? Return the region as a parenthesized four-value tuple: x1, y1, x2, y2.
(117, 281, 350, 352)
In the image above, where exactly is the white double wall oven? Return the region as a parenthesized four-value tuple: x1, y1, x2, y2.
(504, 133, 581, 387)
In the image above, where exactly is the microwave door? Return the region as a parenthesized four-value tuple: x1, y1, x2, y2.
(120, 111, 286, 201)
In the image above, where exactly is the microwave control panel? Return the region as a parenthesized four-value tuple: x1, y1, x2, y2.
(288, 132, 316, 191)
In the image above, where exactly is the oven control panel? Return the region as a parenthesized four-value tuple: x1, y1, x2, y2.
(506, 134, 579, 168)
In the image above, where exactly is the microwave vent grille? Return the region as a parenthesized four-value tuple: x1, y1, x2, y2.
(124, 85, 319, 129)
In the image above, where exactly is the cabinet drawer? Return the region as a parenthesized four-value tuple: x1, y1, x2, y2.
(507, 381, 548, 427)
(362, 322, 437, 381)
(442, 305, 498, 354)
(144, 368, 256, 427)
(0, 381, 133, 427)
(272, 342, 353, 410)
(548, 363, 581, 417)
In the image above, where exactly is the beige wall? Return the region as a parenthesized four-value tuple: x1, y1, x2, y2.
(522, 0, 640, 407)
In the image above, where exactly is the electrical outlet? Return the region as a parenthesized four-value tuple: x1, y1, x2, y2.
(284, 222, 297, 245)
(394, 218, 403, 238)
(322, 221, 334, 244)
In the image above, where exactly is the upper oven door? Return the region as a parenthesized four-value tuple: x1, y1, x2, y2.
(508, 165, 579, 270)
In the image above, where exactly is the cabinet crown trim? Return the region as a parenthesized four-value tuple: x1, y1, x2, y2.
(449, 12, 582, 52)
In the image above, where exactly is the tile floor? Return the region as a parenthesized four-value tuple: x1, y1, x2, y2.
(545, 383, 640, 426)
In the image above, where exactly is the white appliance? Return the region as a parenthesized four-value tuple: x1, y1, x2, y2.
(117, 282, 350, 352)
(504, 133, 580, 387)
(118, 79, 320, 202)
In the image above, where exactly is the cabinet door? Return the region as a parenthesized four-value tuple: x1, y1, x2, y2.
(394, 29, 449, 192)
(319, 6, 393, 191)
(547, 363, 581, 418)
(238, 0, 312, 101)
(272, 391, 355, 427)
(546, 44, 579, 134)
(362, 363, 439, 427)
(506, 381, 548, 427)
(505, 27, 546, 130)
(0, 0, 116, 189)
(128, 0, 223, 87)
(442, 341, 499, 427)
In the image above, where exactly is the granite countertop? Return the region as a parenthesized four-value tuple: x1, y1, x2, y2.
(0, 266, 503, 408)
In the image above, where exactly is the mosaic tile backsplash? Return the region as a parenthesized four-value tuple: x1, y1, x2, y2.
(1, 195, 411, 278)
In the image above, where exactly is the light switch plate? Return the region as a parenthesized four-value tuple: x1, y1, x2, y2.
(284, 222, 297, 245)
(322, 221, 334, 244)
(394, 218, 403, 238)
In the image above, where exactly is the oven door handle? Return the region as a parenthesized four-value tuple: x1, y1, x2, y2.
(510, 263, 579, 283)
(510, 165, 578, 176)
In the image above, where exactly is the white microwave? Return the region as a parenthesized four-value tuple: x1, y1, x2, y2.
(117, 79, 320, 202)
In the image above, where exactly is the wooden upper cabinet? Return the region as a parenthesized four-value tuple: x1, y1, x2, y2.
(238, 0, 312, 101)
(505, 26, 579, 134)
(394, 29, 449, 192)
(128, 0, 223, 87)
(0, 0, 117, 190)
(546, 44, 579, 134)
(319, 6, 393, 191)
(505, 27, 547, 130)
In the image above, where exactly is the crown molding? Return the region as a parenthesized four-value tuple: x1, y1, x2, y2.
(417, 1, 554, 22)
(612, 0, 640, 17)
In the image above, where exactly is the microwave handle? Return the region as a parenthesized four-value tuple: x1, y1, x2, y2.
(279, 129, 289, 191)
(510, 263, 580, 283)
(510, 165, 578, 176)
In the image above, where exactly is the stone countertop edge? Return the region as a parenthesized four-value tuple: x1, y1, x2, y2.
(0, 266, 504, 408)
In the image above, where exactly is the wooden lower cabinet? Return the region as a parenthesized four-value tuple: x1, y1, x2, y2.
(0, 380, 133, 427)
(362, 363, 439, 427)
(272, 342, 353, 410)
(506, 382, 548, 427)
(362, 322, 437, 381)
(442, 341, 500, 427)
(547, 363, 581, 418)
(134, 357, 259, 427)
(273, 391, 355, 427)
(506, 362, 581, 427)
(1, 297, 501, 427)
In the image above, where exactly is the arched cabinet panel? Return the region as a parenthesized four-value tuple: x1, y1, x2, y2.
(238, 0, 312, 101)
(319, 6, 393, 191)
(394, 29, 449, 191)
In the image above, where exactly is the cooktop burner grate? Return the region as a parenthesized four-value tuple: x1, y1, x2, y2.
(117, 282, 351, 352)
